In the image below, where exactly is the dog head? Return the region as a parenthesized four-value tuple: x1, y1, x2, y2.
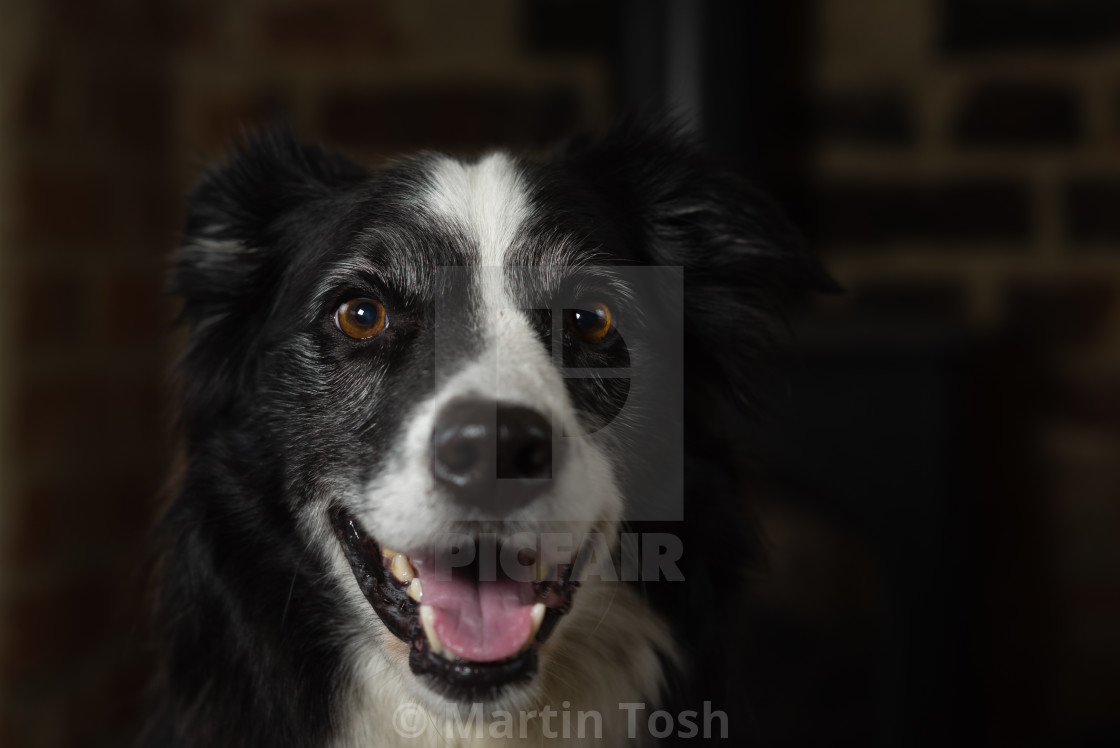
(172, 120, 833, 717)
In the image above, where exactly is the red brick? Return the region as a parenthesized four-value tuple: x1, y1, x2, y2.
(2, 481, 72, 568)
(81, 375, 168, 448)
(161, 0, 226, 55)
(14, 60, 63, 139)
(189, 92, 287, 155)
(812, 90, 915, 146)
(953, 82, 1082, 148)
(0, 574, 114, 681)
(13, 368, 167, 468)
(7, 474, 160, 570)
(524, 0, 620, 55)
(1057, 380, 1120, 433)
(79, 475, 165, 549)
(105, 654, 156, 738)
(1065, 178, 1120, 245)
(11, 267, 89, 355)
(14, 378, 90, 464)
(13, 165, 121, 248)
(44, 0, 113, 36)
(942, 0, 1120, 52)
(844, 280, 967, 322)
(117, 173, 185, 251)
(79, 72, 173, 153)
(68, 673, 126, 745)
(0, 710, 24, 748)
(1005, 280, 1117, 349)
(257, 0, 399, 57)
(319, 88, 583, 152)
(94, 269, 174, 348)
(1112, 93, 1120, 150)
(809, 178, 1033, 245)
(32, 476, 163, 599)
(53, 646, 153, 745)
(120, 0, 189, 48)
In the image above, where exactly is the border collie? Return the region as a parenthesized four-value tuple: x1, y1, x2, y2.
(147, 120, 832, 747)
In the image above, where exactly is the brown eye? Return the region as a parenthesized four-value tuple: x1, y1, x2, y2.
(564, 302, 613, 344)
(335, 298, 387, 339)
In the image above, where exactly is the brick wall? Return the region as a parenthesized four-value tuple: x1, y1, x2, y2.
(805, 0, 1120, 742)
(0, 1, 22, 581)
(0, 6, 20, 739)
(0, 1, 180, 745)
(168, 0, 612, 163)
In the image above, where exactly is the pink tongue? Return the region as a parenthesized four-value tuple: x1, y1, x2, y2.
(417, 564, 536, 662)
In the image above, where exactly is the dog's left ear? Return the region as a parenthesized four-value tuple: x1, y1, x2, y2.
(561, 119, 838, 403)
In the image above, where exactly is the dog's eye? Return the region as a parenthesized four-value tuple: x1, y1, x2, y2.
(564, 303, 612, 344)
(335, 298, 387, 339)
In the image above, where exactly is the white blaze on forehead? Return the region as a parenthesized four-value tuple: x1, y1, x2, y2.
(422, 152, 530, 269)
(420, 151, 556, 406)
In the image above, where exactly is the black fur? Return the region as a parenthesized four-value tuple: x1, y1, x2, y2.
(544, 120, 835, 744)
(147, 120, 832, 746)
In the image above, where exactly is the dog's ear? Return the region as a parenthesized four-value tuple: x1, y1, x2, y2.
(562, 119, 838, 408)
(173, 127, 368, 429)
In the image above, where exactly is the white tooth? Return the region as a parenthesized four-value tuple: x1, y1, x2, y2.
(390, 554, 415, 583)
(419, 605, 444, 655)
(520, 604, 547, 652)
(407, 577, 423, 602)
(381, 547, 398, 559)
(529, 603, 546, 640)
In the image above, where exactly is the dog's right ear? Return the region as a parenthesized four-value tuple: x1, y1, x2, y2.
(173, 128, 368, 428)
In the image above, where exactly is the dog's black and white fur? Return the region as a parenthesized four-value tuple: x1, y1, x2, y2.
(147, 120, 832, 747)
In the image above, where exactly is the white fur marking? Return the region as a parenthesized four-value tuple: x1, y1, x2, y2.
(423, 152, 530, 270)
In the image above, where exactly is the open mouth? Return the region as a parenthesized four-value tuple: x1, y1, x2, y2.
(329, 507, 579, 701)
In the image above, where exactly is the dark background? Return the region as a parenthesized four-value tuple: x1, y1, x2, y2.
(1, 0, 1119, 745)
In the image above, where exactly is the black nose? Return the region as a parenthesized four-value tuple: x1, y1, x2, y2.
(431, 400, 562, 512)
